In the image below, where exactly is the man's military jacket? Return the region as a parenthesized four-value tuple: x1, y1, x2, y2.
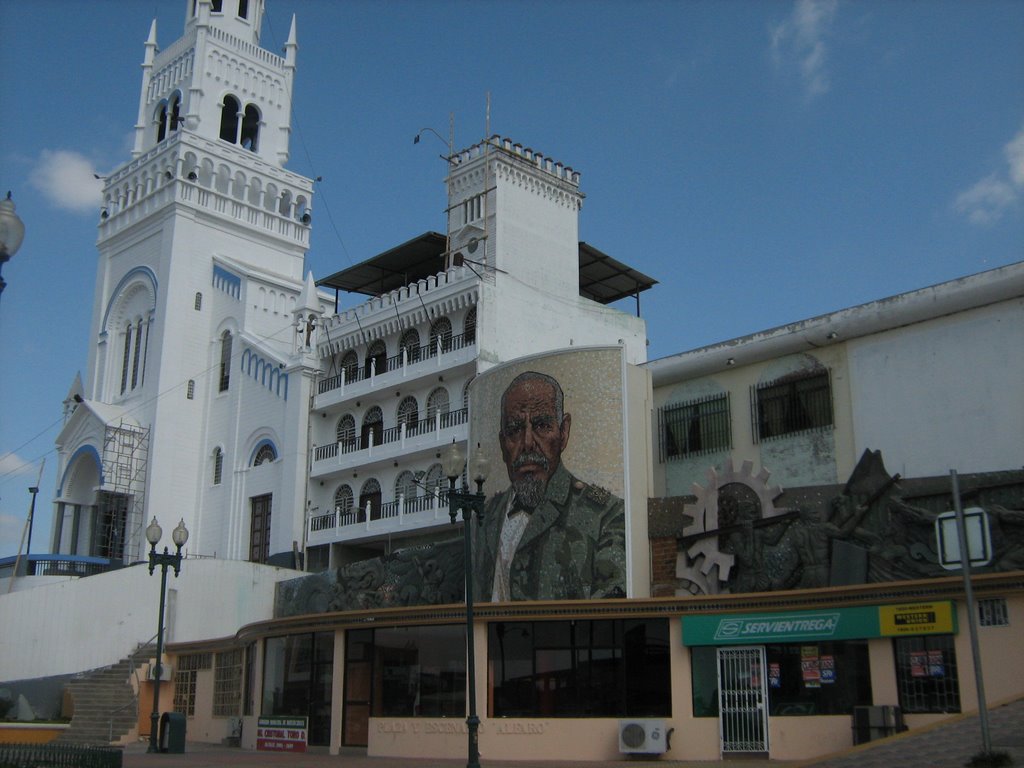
(473, 463, 626, 601)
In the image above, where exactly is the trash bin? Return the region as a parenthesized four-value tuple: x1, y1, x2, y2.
(159, 711, 186, 753)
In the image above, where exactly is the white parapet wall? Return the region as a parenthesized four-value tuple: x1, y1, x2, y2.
(0, 559, 301, 683)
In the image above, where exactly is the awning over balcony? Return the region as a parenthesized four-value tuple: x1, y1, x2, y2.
(317, 232, 657, 306)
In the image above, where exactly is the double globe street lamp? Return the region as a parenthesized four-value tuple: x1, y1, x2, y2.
(0, 191, 27, 302)
(145, 517, 189, 753)
(444, 441, 490, 768)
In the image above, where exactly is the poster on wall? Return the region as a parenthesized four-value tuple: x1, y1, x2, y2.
(469, 347, 627, 602)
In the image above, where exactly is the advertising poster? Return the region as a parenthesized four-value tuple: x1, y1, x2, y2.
(469, 348, 627, 602)
(820, 654, 835, 684)
(801, 646, 821, 688)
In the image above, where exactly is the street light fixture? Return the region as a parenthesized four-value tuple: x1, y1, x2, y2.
(0, 191, 27, 301)
(445, 441, 489, 768)
(145, 517, 188, 753)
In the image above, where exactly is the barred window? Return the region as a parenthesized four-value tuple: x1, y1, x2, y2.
(213, 649, 244, 717)
(978, 598, 1009, 627)
(893, 635, 960, 714)
(659, 394, 731, 461)
(753, 369, 833, 442)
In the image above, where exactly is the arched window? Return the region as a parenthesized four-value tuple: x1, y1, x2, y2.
(213, 448, 224, 485)
(340, 350, 359, 382)
(463, 377, 474, 411)
(120, 322, 133, 394)
(429, 317, 453, 353)
(194, 292, 203, 311)
(399, 328, 421, 364)
(240, 104, 260, 151)
(361, 406, 383, 449)
(334, 484, 354, 520)
(168, 94, 181, 135)
(220, 95, 240, 143)
(424, 463, 445, 495)
(427, 387, 450, 422)
(359, 478, 382, 521)
(395, 471, 417, 505)
(156, 102, 168, 144)
(365, 340, 386, 377)
(464, 307, 477, 344)
(253, 443, 277, 466)
(397, 396, 419, 433)
(219, 331, 233, 392)
(336, 414, 356, 446)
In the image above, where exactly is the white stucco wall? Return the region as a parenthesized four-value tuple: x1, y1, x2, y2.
(847, 298, 1024, 478)
(0, 559, 300, 683)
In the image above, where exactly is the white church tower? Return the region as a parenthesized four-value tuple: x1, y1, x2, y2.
(52, 0, 320, 568)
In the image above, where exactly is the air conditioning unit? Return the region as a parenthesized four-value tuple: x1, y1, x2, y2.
(618, 719, 669, 754)
(147, 664, 173, 681)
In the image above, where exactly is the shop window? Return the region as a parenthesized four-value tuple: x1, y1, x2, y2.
(659, 393, 731, 461)
(377, 626, 464, 717)
(488, 618, 670, 718)
(243, 643, 256, 716)
(894, 635, 960, 714)
(691, 641, 872, 717)
(753, 369, 833, 441)
(213, 649, 244, 717)
(978, 598, 1009, 627)
(262, 632, 333, 747)
(174, 653, 211, 716)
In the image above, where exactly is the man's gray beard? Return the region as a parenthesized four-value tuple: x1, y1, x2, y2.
(512, 475, 546, 511)
(511, 452, 550, 510)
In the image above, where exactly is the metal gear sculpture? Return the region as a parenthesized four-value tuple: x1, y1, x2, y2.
(675, 458, 792, 595)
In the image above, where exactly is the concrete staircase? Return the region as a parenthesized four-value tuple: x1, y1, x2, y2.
(53, 644, 155, 746)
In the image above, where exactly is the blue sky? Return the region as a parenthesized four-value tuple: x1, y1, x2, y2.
(1, 0, 1022, 558)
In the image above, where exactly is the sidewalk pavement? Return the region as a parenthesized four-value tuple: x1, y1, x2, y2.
(123, 696, 1024, 768)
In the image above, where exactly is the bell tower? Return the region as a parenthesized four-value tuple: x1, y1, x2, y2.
(53, 0, 317, 567)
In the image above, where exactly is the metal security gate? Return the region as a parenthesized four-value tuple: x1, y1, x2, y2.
(717, 646, 769, 754)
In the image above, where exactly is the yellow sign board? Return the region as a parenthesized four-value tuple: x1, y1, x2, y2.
(878, 602, 956, 636)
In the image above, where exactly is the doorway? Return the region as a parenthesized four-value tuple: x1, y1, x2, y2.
(717, 645, 769, 754)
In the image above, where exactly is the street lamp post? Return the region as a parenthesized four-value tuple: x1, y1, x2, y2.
(444, 441, 490, 768)
(0, 191, 27, 302)
(145, 517, 189, 754)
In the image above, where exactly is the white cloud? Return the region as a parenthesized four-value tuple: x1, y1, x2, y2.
(0, 452, 36, 478)
(771, 0, 839, 99)
(1005, 125, 1024, 187)
(29, 149, 104, 213)
(953, 122, 1024, 225)
(953, 175, 1016, 226)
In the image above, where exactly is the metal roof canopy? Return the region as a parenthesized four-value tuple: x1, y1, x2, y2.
(316, 232, 657, 306)
(317, 232, 448, 296)
(578, 241, 657, 305)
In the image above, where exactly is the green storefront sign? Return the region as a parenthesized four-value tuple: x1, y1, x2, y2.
(682, 601, 956, 646)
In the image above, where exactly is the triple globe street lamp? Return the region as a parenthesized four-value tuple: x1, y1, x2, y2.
(444, 441, 490, 768)
(145, 517, 189, 753)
